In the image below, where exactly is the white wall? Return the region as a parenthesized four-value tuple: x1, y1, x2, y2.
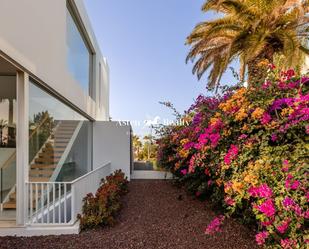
(93, 122, 132, 180)
(0, 0, 109, 121)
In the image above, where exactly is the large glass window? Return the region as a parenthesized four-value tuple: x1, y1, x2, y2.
(66, 6, 92, 95)
(29, 82, 92, 182)
(0, 76, 16, 219)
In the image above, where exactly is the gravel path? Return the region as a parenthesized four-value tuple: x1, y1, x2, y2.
(0, 180, 258, 249)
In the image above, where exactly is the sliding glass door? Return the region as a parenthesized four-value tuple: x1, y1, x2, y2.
(0, 76, 16, 220)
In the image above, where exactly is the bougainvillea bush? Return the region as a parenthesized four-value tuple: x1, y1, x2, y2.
(78, 170, 128, 230)
(156, 66, 308, 248)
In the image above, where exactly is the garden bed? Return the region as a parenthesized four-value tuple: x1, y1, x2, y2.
(0, 180, 257, 249)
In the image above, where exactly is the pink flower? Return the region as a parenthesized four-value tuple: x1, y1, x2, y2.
(261, 218, 274, 227)
(224, 145, 239, 165)
(261, 112, 272, 125)
(304, 210, 309, 219)
(282, 197, 295, 209)
(271, 133, 278, 142)
(258, 199, 276, 217)
(282, 159, 289, 172)
(180, 169, 187, 175)
(285, 174, 300, 190)
(255, 231, 269, 245)
(248, 184, 273, 198)
(290, 180, 300, 190)
(280, 238, 297, 249)
(224, 197, 235, 206)
(184, 142, 194, 150)
(293, 204, 303, 217)
(209, 133, 220, 148)
(276, 218, 290, 234)
(205, 215, 225, 235)
(238, 134, 248, 140)
(262, 80, 271, 90)
(189, 155, 196, 173)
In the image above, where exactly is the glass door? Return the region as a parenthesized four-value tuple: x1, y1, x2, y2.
(0, 75, 16, 221)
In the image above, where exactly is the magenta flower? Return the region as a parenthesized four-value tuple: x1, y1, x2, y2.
(224, 145, 239, 165)
(205, 215, 225, 235)
(180, 169, 188, 175)
(285, 174, 300, 190)
(293, 204, 303, 217)
(280, 238, 297, 249)
(255, 231, 269, 245)
(209, 133, 220, 148)
(271, 133, 278, 142)
(224, 197, 235, 206)
(258, 199, 276, 217)
(261, 218, 274, 227)
(276, 218, 290, 234)
(261, 112, 272, 125)
(282, 197, 295, 209)
(238, 134, 248, 140)
(184, 141, 194, 150)
(248, 184, 273, 198)
(290, 180, 300, 190)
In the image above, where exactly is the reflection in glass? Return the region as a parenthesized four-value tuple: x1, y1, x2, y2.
(66, 6, 91, 94)
(0, 76, 16, 219)
(29, 82, 92, 183)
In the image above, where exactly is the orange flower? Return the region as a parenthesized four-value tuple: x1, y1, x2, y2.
(251, 108, 265, 119)
(235, 108, 248, 121)
(232, 181, 244, 194)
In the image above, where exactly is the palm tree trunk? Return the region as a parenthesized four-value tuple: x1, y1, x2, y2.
(247, 46, 274, 86)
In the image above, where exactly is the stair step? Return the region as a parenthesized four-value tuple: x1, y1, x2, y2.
(42, 148, 65, 153)
(55, 131, 74, 134)
(35, 158, 59, 164)
(57, 128, 76, 132)
(29, 177, 50, 182)
(38, 153, 61, 159)
(54, 138, 71, 142)
(29, 169, 54, 177)
(39, 151, 63, 156)
(3, 201, 16, 209)
(31, 164, 57, 170)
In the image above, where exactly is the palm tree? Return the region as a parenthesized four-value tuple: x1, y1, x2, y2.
(186, 0, 309, 90)
(132, 135, 142, 160)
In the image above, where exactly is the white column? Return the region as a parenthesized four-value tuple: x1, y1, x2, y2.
(16, 71, 29, 226)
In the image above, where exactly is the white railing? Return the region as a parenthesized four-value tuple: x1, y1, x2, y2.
(26, 162, 111, 226)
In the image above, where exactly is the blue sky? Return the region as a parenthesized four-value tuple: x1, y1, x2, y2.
(84, 0, 237, 137)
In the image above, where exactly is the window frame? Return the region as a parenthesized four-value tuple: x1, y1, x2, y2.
(66, 0, 96, 99)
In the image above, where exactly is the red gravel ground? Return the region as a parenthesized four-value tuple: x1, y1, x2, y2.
(0, 180, 258, 249)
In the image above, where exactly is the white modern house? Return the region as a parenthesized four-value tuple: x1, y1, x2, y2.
(0, 0, 132, 236)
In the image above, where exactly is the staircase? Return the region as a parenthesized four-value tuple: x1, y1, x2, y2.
(2, 121, 79, 210)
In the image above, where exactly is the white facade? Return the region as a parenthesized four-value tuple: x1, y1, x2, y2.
(0, 0, 131, 236)
(0, 0, 109, 120)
